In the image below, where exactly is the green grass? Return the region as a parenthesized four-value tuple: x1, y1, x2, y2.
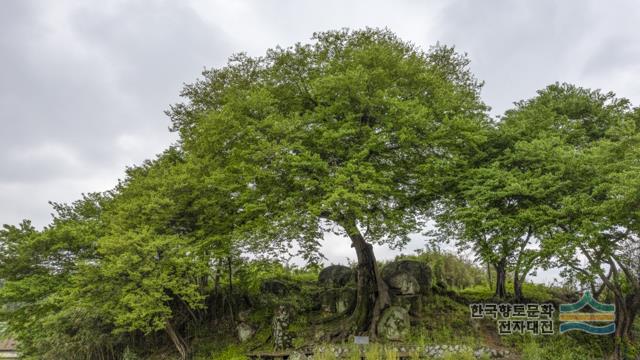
(408, 294, 481, 346)
(188, 276, 635, 360)
(456, 282, 555, 303)
(456, 284, 495, 302)
(502, 332, 609, 360)
(313, 345, 338, 360)
(442, 349, 475, 360)
(200, 345, 248, 360)
(511, 283, 554, 303)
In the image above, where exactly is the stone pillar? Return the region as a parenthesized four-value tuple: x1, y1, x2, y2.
(272, 305, 292, 350)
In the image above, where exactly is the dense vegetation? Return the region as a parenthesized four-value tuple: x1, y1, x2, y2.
(1, 29, 639, 359)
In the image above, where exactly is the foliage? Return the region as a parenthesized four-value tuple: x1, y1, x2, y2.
(383, 345, 398, 360)
(442, 349, 475, 360)
(168, 30, 491, 334)
(411, 294, 479, 346)
(513, 335, 606, 360)
(205, 345, 248, 360)
(364, 342, 383, 360)
(2, 28, 640, 359)
(404, 248, 486, 289)
(313, 345, 338, 360)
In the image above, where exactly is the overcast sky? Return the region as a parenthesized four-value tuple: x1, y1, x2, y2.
(2, 0, 639, 281)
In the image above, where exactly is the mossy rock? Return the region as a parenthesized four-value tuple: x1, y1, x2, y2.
(318, 265, 354, 288)
(381, 259, 432, 295)
(390, 294, 423, 316)
(319, 287, 356, 314)
(260, 279, 298, 296)
(236, 322, 256, 342)
(377, 306, 410, 341)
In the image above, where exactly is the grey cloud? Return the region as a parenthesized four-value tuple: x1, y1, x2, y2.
(70, 1, 230, 112)
(432, 0, 640, 114)
(432, 0, 596, 114)
(1, 1, 639, 283)
(582, 34, 640, 80)
(0, 0, 231, 225)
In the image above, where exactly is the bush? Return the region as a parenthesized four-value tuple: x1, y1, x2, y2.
(208, 345, 248, 360)
(313, 345, 338, 360)
(442, 350, 475, 360)
(507, 334, 605, 360)
(364, 343, 383, 360)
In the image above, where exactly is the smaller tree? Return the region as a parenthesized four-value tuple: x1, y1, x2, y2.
(95, 150, 217, 359)
(433, 133, 559, 300)
(548, 107, 640, 359)
(66, 229, 209, 360)
(0, 194, 117, 358)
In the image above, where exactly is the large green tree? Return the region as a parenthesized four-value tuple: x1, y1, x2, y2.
(433, 104, 566, 300)
(546, 105, 640, 359)
(484, 83, 638, 358)
(169, 28, 490, 334)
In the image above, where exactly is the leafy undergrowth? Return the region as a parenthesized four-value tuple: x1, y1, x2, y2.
(411, 294, 481, 346)
(455, 283, 556, 304)
(183, 278, 629, 360)
(190, 298, 603, 359)
(503, 332, 613, 360)
(178, 260, 629, 360)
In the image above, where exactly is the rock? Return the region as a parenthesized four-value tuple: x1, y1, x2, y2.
(318, 265, 354, 288)
(381, 260, 432, 295)
(236, 322, 255, 342)
(335, 295, 350, 313)
(289, 351, 308, 360)
(475, 347, 492, 359)
(272, 305, 292, 350)
(319, 287, 356, 314)
(391, 294, 423, 316)
(261, 279, 293, 296)
(237, 310, 251, 322)
(377, 306, 410, 341)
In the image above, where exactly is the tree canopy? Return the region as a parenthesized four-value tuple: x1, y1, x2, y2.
(1, 29, 639, 360)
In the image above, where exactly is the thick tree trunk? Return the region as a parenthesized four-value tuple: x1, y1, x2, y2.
(494, 260, 507, 299)
(212, 260, 221, 321)
(487, 262, 493, 291)
(342, 219, 390, 335)
(165, 320, 190, 360)
(514, 271, 528, 303)
(513, 273, 523, 303)
(227, 255, 236, 327)
(613, 293, 638, 360)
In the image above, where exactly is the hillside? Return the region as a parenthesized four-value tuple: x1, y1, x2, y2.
(137, 252, 621, 360)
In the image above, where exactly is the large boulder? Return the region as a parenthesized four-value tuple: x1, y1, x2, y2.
(236, 322, 255, 342)
(289, 351, 310, 360)
(318, 265, 354, 288)
(377, 306, 410, 341)
(319, 287, 356, 314)
(391, 294, 423, 316)
(260, 279, 297, 296)
(381, 259, 431, 295)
